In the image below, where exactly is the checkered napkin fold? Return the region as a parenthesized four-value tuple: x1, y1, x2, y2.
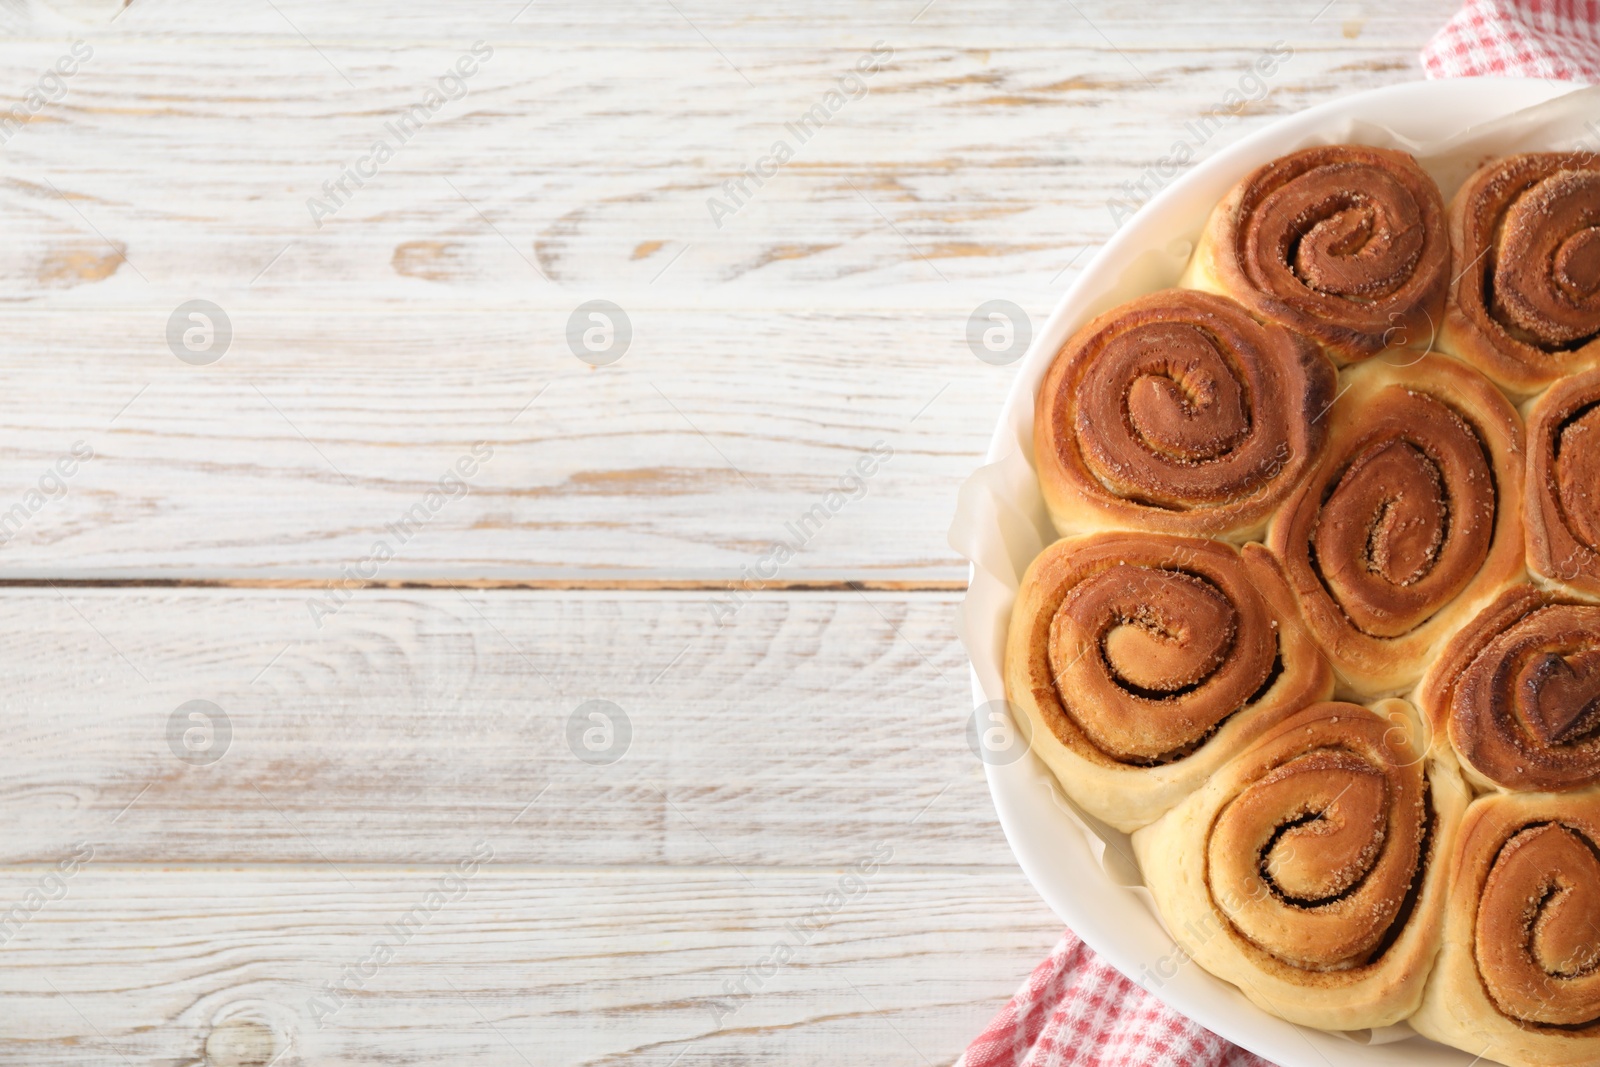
(959, 3, 1595, 1064)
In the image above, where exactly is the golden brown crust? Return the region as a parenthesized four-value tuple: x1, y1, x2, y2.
(1526, 369, 1600, 595)
(1011, 146, 1600, 1046)
(1131, 699, 1467, 1031)
(1440, 153, 1600, 395)
(1265, 353, 1526, 695)
(1419, 585, 1600, 793)
(1034, 288, 1336, 542)
(1183, 145, 1449, 363)
(1004, 532, 1332, 832)
(1412, 791, 1600, 1067)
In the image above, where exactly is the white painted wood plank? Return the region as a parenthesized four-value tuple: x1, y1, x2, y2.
(12, 0, 1459, 47)
(0, 310, 996, 579)
(0, 7, 1462, 1060)
(0, 587, 1007, 867)
(0, 38, 1438, 312)
(0, 21, 1447, 577)
(0, 865, 1059, 1066)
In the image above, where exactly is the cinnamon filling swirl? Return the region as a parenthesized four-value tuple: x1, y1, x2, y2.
(1439, 588, 1600, 792)
(1202, 145, 1448, 360)
(1305, 390, 1494, 638)
(1527, 370, 1600, 594)
(1445, 153, 1600, 391)
(1478, 822, 1600, 1027)
(1205, 704, 1428, 971)
(1036, 289, 1334, 538)
(1488, 169, 1600, 350)
(1046, 558, 1275, 764)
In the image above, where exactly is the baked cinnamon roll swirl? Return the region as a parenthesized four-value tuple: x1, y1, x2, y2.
(1411, 791, 1600, 1067)
(1440, 153, 1600, 395)
(1181, 145, 1449, 363)
(1266, 354, 1525, 695)
(1132, 700, 1466, 1031)
(1034, 289, 1336, 542)
(1005, 532, 1332, 832)
(1526, 369, 1600, 595)
(1419, 586, 1600, 793)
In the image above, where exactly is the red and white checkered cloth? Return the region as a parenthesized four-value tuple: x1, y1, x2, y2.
(957, 931, 1268, 1067)
(1423, 0, 1600, 79)
(961, 7, 1598, 1066)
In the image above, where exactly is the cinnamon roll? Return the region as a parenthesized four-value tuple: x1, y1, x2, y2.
(1411, 791, 1600, 1067)
(1034, 289, 1336, 542)
(1005, 532, 1332, 833)
(1440, 153, 1600, 395)
(1526, 369, 1600, 595)
(1132, 699, 1466, 1031)
(1419, 585, 1600, 793)
(1181, 145, 1449, 363)
(1266, 354, 1525, 695)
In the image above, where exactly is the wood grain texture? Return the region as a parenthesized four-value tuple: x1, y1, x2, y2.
(0, 1, 1464, 1061)
(0, 309, 996, 580)
(0, 38, 1427, 311)
(0, 587, 1058, 1067)
(0, 588, 997, 867)
(0, 3, 1452, 579)
(0, 866, 1058, 1065)
(10, 0, 1461, 42)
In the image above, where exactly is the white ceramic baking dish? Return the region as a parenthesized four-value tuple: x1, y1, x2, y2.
(956, 77, 1590, 1067)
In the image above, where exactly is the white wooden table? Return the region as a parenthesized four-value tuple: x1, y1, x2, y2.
(0, 1, 1458, 1062)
